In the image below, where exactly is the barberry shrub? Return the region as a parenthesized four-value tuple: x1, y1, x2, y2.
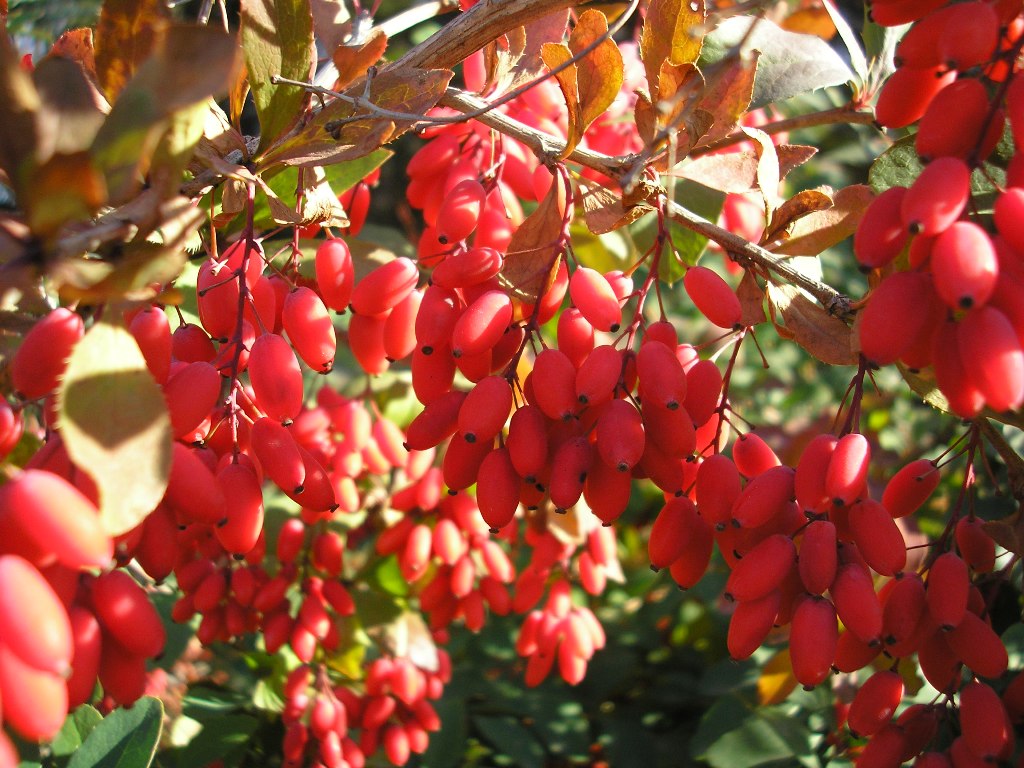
(1, 0, 1024, 767)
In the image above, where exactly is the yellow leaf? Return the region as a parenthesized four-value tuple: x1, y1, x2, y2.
(541, 42, 582, 157)
(95, 0, 167, 102)
(758, 649, 798, 705)
(640, 0, 706, 99)
(569, 10, 624, 133)
(57, 321, 172, 536)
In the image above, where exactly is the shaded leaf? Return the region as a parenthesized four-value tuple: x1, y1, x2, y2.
(571, 10, 624, 133)
(822, 0, 867, 86)
(678, 144, 817, 193)
(704, 708, 814, 768)
(499, 179, 566, 303)
(57, 321, 172, 536)
(767, 282, 858, 365)
(311, 0, 352, 54)
(474, 716, 546, 766)
(580, 182, 653, 234)
(737, 268, 766, 326)
(33, 54, 107, 161)
(52, 706, 104, 757)
(46, 28, 98, 81)
(541, 42, 582, 156)
(0, 33, 41, 195)
(773, 184, 872, 256)
(241, 0, 315, 153)
(703, 16, 855, 108)
(175, 715, 260, 768)
(640, 0, 706, 99)
(67, 696, 163, 768)
(332, 28, 388, 90)
(259, 66, 452, 168)
(662, 178, 724, 281)
(764, 188, 833, 245)
(94, 0, 166, 103)
(91, 24, 239, 202)
(868, 134, 922, 194)
(24, 151, 106, 239)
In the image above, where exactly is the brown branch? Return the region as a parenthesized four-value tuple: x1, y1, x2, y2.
(689, 105, 877, 157)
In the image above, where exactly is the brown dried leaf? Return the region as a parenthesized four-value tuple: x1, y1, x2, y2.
(500, 180, 566, 303)
(983, 511, 1024, 557)
(634, 90, 657, 145)
(570, 10, 623, 133)
(773, 184, 873, 257)
(580, 182, 653, 234)
(541, 42, 582, 157)
(693, 52, 759, 147)
(46, 28, 97, 82)
(483, 26, 527, 96)
(332, 28, 388, 90)
(764, 188, 833, 245)
(640, 0, 706, 99)
(511, 10, 570, 88)
(676, 144, 817, 193)
(737, 268, 766, 326)
(95, 0, 167, 102)
(766, 282, 857, 365)
(655, 60, 702, 131)
(259, 66, 451, 168)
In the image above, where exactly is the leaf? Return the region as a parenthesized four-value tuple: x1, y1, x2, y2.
(47, 28, 98, 82)
(766, 282, 858, 366)
(756, 649, 797, 705)
(91, 24, 239, 202)
(332, 28, 388, 90)
(868, 134, 922, 194)
(174, 715, 259, 768)
(67, 696, 163, 768)
(23, 151, 106, 239)
(94, 0, 167, 103)
(640, 0, 706, 99)
(149, 99, 209, 196)
(862, 15, 906, 85)
(57, 321, 172, 536)
(0, 33, 41, 196)
(499, 179, 566, 303)
(258, 66, 452, 168)
(741, 126, 779, 219)
(822, 0, 867, 86)
(773, 184, 873, 256)
(580, 182, 653, 234)
(368, 556, 409, 597)
(678, 144, 817, 193)
(311, 0, 352, 55)
(473, 716, 546, 766)
(541, 42, 582, 156)
(662, 179, 725, 282)
(33, 53, 107, 160)
(693, 50, 758, 146)
(702, 16, 855, 108)
(51, 706, 105, 757)
(982, 510, 1024, 558)
(241, 0, 315, 153)
(704, 708, 814, 768)
(763, 188, 833, 245)
(570, 10, 624, 133)
(737, 268, 766, 326)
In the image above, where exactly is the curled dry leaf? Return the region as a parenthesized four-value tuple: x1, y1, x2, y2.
(677, 144, 818, 194)
(499, 179, 566, 304)
(766, 282, 858, 365)
(771, 184, 873, 256)
(763, 188, 834, 246)
(580, 183, 654, 235)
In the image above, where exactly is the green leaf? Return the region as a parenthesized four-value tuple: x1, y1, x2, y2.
(173, 714, 259, 768)
(473, 716, 547, 766)
(245, 149, 392, 232)
(703, 17, 855, 108)
(868, 134, 922, 194)
(662, 179, 725, 283)
(67, 696, 164, 768)
(57, 321, 172, 536)
(701, 706, 816, 768)
(367, 555, 409, 597)
(51, 706, 105, 757)
(862, 16, 907, 85)
(241, 0, 315, 153)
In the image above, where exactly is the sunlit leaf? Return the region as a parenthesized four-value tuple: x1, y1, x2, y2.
(678, 145, 817, 193)
(767, 282, 858, 366)
(94, 0, 167, 103)
(24, 151, 106, 238)
(57, 320, 172, 536)
(693, 51, 758, 147)
(640, 0, 706, 99)
(540, 42, 582, 156)
(91, 24, 239, 202)
(499, 178, 566, 303)
(570, 10, 623, 133)
(742, 126, 779, 219)
(259, 66, 452, 168)
(772, 184, 872, 256)
(763, 188, 833, 246)
(580, 182, 653, 234)
(702, 16, 855, 108)
(332, 28, 388, 90)
(46, 28, 98, 81)
(821, 0, 867, 86)
(241, 0, 315, 153)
